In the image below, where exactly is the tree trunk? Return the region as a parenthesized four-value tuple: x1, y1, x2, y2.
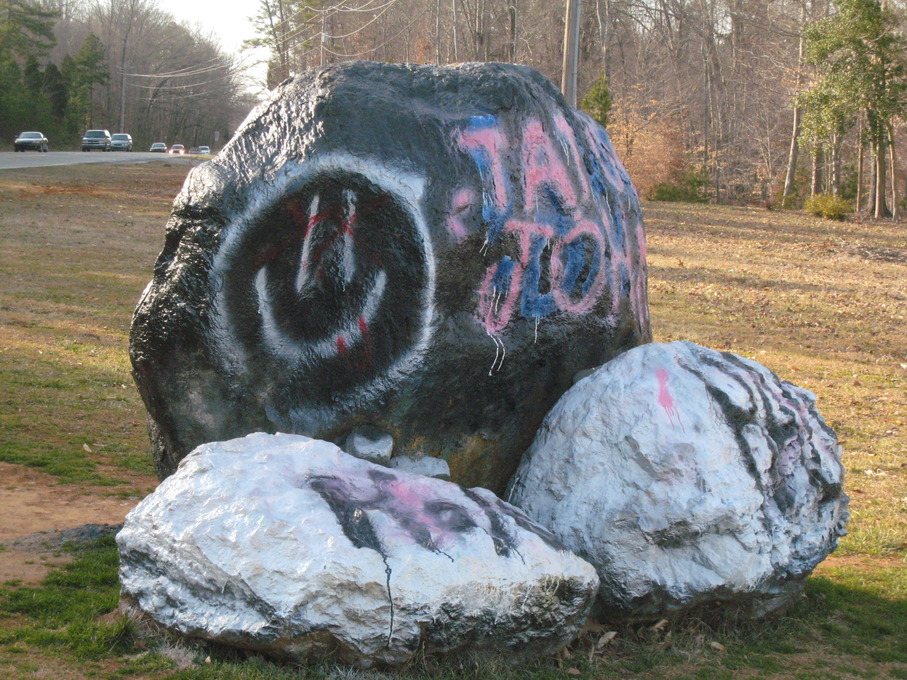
(782, 2, 808, 205)
(857, 115, 864, 212)
(874, 141, 889, 218)
(783, 107, 802, 204)
(831, 130, 841, 196)
(889, 124, 899, 219)
(507, 0, 517, 63)
(810, 146, 822, 196)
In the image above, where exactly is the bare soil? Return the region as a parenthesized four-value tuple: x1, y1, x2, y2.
(0, 462, 140, 584)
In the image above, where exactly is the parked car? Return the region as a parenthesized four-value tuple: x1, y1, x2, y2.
(81, 129, 112, 151)
(14, 131, 49, 152)
(198, 145, 211, 155)
(110, 133, 133, 151)
(149, 142, 167, 152)
(168, 144, 185, 155)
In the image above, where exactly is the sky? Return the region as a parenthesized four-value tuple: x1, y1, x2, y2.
(153, 0, 268, 88)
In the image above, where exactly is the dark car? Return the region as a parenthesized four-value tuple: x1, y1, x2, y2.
(81, 129, 112, 151)
(111, 133, 133, 151)
(14, 131, 49, 152)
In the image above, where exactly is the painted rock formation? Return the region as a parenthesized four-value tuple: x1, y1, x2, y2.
(129, 61, 650, 491)
(508, 341, 849, 622)
(116, 433, 599, 667)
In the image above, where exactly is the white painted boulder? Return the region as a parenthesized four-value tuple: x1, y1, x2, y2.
(508, 341, 849, 622)
(116, 433, 599, 667)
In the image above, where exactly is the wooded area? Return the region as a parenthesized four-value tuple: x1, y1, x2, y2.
(0, 0, 255, 151)
(4, 0, 907, 213)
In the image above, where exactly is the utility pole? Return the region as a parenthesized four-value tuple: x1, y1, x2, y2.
(561, 0, 582, 107)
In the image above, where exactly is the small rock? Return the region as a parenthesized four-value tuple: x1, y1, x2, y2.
(341, 425, 394, 464)
(389, 454, 450, 480)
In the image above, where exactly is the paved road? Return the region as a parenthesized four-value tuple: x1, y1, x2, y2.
(0, 151, 205, 171)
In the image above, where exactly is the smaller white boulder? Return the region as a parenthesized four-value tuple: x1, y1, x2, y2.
(341, 426, 394, 465)
(389, 454, 451, 480)
(508, 341, 849, 622)
(117, 433, 598, 667)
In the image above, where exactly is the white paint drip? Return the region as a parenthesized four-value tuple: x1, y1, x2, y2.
(341, 189, 356, 288)
(486, 330, 506, 376)
(295, 193, 319, 293)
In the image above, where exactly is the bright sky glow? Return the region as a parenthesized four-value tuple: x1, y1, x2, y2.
(154, 0, 257, 52)
(153, 0, 268, 88)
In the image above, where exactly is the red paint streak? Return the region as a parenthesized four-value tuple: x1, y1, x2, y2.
(341, 211, 358, 236)
(656, 369, 684, 431)
(336, 336, 348, 354)
(254, 195, 389, 269)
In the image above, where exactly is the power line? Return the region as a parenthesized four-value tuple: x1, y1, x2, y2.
(321, 6, 427, 58)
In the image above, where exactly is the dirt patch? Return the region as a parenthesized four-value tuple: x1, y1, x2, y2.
(0, 462, 143, 584)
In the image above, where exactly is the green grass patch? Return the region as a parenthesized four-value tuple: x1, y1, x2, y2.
(0, 537, 130, 660)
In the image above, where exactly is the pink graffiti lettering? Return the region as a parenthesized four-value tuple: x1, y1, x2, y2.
(455, 114, 647, 340)
(456, 124, 509, 212)
(551, 219, 607, 314)
(554, 112, 593, 204)
(656, 368, 684, 431)
(446, 187, 475, 242)
(522, 119, 577, 213)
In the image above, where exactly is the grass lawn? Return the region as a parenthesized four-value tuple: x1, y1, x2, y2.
(0, 163, 904, 679)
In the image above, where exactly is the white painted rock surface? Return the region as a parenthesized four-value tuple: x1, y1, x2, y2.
(117, 433, 598, 666)
(508, 341, 849, 622)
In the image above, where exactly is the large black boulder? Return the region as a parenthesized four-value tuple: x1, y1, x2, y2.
(130, 61, 650, 492)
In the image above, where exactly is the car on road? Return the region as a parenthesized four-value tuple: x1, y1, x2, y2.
(110, 133, 133, 151)
(168, 144, 185, 155)
(149, 142, 167, 152)
(14, 131, 49, 152)
(188, 147, 201, 155)
(81, 129, 112, 151)
(198, 145, 211, 155)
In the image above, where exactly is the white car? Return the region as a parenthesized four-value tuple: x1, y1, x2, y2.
(111, 133, 133, 151)
(168, 144, 185, 155)
(198, 145, 211, 155)
(149, 142, 167, 152)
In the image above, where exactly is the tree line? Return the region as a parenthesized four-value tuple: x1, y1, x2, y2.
(5, 0, 906, 216)
(0, 0, 255, 151)
(245, 0, 907, 215)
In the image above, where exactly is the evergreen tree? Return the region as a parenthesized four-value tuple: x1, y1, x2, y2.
(802, 0, 907, 216)
(23, 54, 42, 92)
(70, 34, 109, 128)
(43, 62, 67, 118)
(0, 0, 57, 60)
(582, 73, 612, 128)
